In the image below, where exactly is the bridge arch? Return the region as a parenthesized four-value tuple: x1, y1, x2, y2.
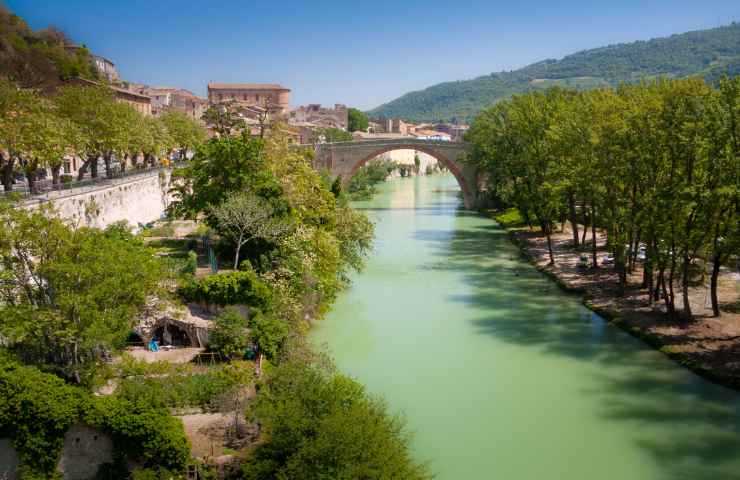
(313, 139, 479, 208)
(347, 144, 474, 206)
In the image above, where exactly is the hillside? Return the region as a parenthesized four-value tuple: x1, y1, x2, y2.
(368, 22, 740, 122)
(0, 5, 98, 88)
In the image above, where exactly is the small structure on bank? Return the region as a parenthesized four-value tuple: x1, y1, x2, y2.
(134, 302, 215, 349)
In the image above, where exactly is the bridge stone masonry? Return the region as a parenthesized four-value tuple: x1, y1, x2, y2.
(311, 139, 481, 208)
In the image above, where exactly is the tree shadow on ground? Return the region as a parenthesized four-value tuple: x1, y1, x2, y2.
(413, 210, 740, 480)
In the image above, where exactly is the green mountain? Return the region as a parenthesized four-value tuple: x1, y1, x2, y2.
(368, 22, 740, 123)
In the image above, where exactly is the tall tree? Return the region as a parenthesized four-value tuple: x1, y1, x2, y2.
(0, 204, 164, 385)
(347, 107, 369, 132)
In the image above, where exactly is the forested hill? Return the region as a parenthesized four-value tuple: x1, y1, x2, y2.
(0, 6, 99, 88)
(368, 22, 740, 123)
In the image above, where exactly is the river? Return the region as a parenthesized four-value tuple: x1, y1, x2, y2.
(311, 173, 740, 480)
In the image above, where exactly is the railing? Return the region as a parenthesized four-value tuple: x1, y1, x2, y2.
(301, 138, 469, 149)
(2, 161, 186, 200)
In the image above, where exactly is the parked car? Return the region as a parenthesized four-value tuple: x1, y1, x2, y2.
(602, 253, 615, 265)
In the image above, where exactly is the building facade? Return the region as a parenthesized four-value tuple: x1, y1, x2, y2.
(137, 87, 207, 119)
(207, 83, 291, 114)
(290, 104, 348, 130)
(92, 55, 119, 82)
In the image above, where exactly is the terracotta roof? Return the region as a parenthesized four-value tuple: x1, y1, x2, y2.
(208, 83, 290, 91)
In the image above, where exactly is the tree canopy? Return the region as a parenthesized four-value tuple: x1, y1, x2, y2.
(467, 77, 739, 320)
(0, 203, 165, 384)
(347, 107, 369, 132)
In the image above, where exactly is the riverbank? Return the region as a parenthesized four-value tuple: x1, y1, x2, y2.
(488, 208, 740, 390)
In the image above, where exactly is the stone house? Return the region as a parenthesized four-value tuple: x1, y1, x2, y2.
(207, 83, 291, 115)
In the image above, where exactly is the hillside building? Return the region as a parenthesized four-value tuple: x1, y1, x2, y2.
(290, 104, 348, 130)
(207, 83, 291, 114)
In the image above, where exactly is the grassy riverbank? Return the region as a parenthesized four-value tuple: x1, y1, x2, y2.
(488, 207, 740, 390)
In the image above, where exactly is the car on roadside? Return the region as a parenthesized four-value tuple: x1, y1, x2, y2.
(602, 253, 615, 265)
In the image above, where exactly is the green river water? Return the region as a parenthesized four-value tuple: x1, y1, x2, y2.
(310, 174, 740, 480)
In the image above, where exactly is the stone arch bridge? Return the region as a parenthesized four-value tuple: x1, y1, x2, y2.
(311, 139, 480, 208)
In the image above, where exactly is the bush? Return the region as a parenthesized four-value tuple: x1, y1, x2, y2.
(0, 358, 85, 477)
(209, 307, 250, 360)
(90, 395, 190, 471)
(143, 222, 176, 238)
(180, 268, 272, 308)
(183, 250, 198, 275)
(242, 358, 430, 479)
(115, 371, 240, 411)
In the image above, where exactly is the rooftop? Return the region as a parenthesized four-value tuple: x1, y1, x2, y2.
(208, 83, 290, 91)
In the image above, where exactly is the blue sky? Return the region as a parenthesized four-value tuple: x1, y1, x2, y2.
(6, 0, 740, 109)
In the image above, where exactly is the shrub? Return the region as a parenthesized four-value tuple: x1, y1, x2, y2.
(242, 358, 430, 479)
(90, 395, 190, 471)
(209, 307, 250, 360)
(183, 250, 198, 275)
(0, 358, 85, 477)
(0, 358, 192, 476)
(143, 222, 176, 238)
(115, 371, 239, 411)
(180, 268, 272, 308)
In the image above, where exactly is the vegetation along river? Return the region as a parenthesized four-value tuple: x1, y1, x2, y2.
(311, 173, 740, 480)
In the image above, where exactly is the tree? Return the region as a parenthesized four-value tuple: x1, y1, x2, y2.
(211, 190, 293, 269)
(347, 107, 369, 132)
(0, 78, 37, 191)
(315, 127, 352, 143)
(0, 203, 164, 385)
(54, 84, 119, 179)
(248, 312, 288, 360)
(208, 307, 250, 359)
(160, 109, 205, 161)
(202, 103, 245, 136)
(167, 133, 276, 219)
(242, 357, 430, 480)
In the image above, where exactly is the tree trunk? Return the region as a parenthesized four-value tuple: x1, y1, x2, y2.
(590, 202, 598, 268)
(681, 252, 693, 320)
(25, 162, 38, 195)
(234, 234, 244, 270)
(568, 192, 579, 247)
(51, 164, 61, 186)
(630, 229, 641, 273)
(544, 221, 555, 265)
(710, 252, 722, 317)
(104, 152, 112, 178)
(666, 250, 677, 318)
(581, 199, 589, 246)
(77, 155, 93, 181)
(90, 155, 98, 178)
(1, 154, 14, 192)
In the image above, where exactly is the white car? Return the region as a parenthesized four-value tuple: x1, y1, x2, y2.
(602, 253, 615, 265)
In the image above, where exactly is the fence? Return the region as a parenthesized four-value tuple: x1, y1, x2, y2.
(1, 161, 186, 199)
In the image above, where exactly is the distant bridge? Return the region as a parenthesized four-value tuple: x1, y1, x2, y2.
(311, 138, 480, 208)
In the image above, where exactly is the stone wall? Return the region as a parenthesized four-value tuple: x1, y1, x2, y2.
(57, 424, 113, 480)
(22, 168, 173, 229)
(0, 438, 19, 480)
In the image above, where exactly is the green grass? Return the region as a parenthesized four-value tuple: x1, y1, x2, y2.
(492, 207, 527, 229)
